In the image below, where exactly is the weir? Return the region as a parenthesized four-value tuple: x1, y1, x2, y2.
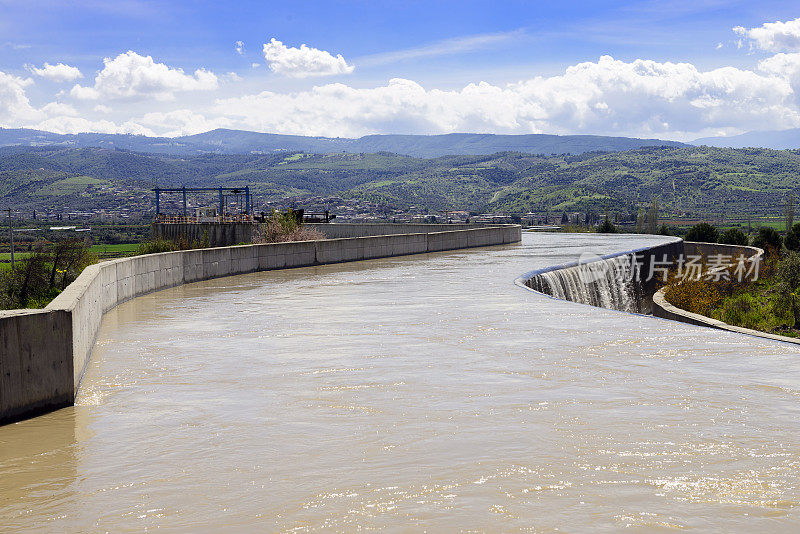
(519, 238, 683, 314)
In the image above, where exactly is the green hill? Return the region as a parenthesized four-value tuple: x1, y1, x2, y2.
(2, 144, 799, 218)
(0, 127, 685, 158)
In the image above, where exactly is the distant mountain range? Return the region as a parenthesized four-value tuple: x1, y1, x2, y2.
(0, 127, 686, 158)
(694, 128, 800, 149)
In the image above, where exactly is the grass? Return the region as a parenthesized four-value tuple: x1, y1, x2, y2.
(33, 175, 107, 196)
(0, 243, 141, 265)
(709, 275, 798, 336)
(89, 243, 141, 258)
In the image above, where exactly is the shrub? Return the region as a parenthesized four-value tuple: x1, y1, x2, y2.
(658, 224, 673, 236)
(719, 227, 748, 246)
(254, 210, 326, 243)
(685, 223, 719, 243)
(663, 279, 723, 315)
(137, 238, 178, 255)
(753, 226, 783, 255)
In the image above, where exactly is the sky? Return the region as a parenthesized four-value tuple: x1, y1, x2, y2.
(2, 0, 800, 141)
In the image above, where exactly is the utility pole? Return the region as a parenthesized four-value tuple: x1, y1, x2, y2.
(6, 208, 13, 269)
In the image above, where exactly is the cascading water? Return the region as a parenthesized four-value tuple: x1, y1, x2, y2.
(525, 252, 647, 314)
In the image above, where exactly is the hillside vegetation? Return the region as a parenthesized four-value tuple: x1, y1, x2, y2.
(2, 145, 800, 216)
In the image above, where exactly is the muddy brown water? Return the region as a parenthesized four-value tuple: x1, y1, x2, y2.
(2, 233, 800, 532)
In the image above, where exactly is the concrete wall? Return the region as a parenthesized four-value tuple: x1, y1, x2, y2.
(307, 223, 489, 238)
(683, 241, 763, 260)
(1, 224, 521, 424)
(650, 243, 790, 345)
(0, 309, 73, 423)
(152, 222, 254, 247)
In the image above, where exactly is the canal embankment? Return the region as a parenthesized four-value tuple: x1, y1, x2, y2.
(0, 224, 520, 424)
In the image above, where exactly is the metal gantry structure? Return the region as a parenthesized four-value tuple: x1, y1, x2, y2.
(153, 186, 251, 217)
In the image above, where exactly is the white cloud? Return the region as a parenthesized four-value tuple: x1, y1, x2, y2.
(132, 109, 231, 137)
(28, 62, 83, 82)
(34, 116, 152, 135)
(211, 55, 799, 140)
(70, 50, 218, 101)
(235, 40, 244, 55)
(94, 104, 112, 113)
(262, 38, 354, 78)
(0, 71, 40, 126)
(251, 63, 260, 69)
(734, 18, 800, 52)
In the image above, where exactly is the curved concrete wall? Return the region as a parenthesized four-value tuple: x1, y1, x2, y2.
(0, 224, 521, 424)
(649, 242, 797, 345)
(516, 237, 684, 314)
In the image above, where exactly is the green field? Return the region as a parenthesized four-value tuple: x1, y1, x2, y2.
(90, 243, 140, 258)
(33, 175, 108, 196)
(0, 243, 140, 268)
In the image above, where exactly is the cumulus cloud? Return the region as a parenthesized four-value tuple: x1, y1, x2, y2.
(262, 38, 354, 78)
(28, 62, 83, 82)
(734, 18, 800, 52)
(0, 71, 39, 126)
(70, 50, 218, 101)
(211, 55, 799, 139)
(235, 40, 244, 55)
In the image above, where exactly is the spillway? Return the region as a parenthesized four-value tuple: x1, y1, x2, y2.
(524, 251, 646, 313)
(2, 232, 800, 531)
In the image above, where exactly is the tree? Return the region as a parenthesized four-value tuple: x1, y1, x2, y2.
(753, 226, 783, 254)
(597, 215, 616, 233)
(685, 222, 719, 243)
(561, 211, 568, 224)
(786, 192, 795, 233)
(786, 222, 800, 251)
(647, 199, 659, 234)
(635, 207, 645, 233)
(719, 227, 748, 246)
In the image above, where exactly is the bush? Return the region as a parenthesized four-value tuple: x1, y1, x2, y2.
(685, 223, 719, 243)
(719, 293, 764, 329)
(663, 279, 723, 315)
(785, 223, 800, 251)
(778, 251, 800, 290)
(719, 227, 748, 246)
(753, 226, 783, 255)
(137, 238, 178, 255)
(658, 224, 673, 236)
(255, 210, 326, 243)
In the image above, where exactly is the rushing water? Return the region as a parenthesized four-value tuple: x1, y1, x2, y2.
(525, 252, 645, 313)
(2, 233, 800, 532)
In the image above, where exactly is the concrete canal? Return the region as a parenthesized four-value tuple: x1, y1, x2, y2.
(2, 233, 799, 531)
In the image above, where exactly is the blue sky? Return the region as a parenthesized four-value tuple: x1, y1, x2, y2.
(2, 0, 800, 140)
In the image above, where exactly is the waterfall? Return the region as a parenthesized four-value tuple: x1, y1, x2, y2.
(526, 253, 646, 314)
